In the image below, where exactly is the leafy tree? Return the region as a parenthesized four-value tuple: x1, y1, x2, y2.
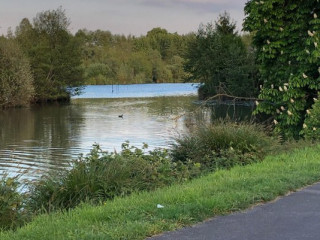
(0, 38, 34, 107)
(302, 96, 320, 140)
(184, 12, 259, 99)
(146, 28, 171, 60)
(16, 7, 83, 102)
(75, 27, 192, 85)
(244, 0, 320, 139)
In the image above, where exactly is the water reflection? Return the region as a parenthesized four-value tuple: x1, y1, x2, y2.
(0, 96, 254, 180)
(0, 97, 199, 179)
(0, 104, 85, 178)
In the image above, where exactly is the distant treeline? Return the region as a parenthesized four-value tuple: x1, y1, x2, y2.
(0, 8, 259, 108)
(76, 27, 194, 85)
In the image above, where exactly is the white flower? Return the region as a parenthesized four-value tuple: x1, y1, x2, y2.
(260, 1, 264, 4)
(284, 86, 288, 91)
(279, 86, 283, 92)
(284, 83, 289, 86)
(273, 119, 278, 125)
(290, 98, 294, 103)
(271, 84, 274, 89)
(313, 127, 317, 131)
(315, 13, 318, 19)
(287, 110, 293, 116)
(263, 47, 266, 51)
(267, 40, 271, 45)
(280, 27, 284, 32)
(313, 98, 318, 102)
(307, 109, 311, 114)
(255, 101, 259, 106)
(276, 109, 280, 114)
(306, 49, 310, 54)
(315, 42, 318, 48)
(288, 61, 291, 65)
(260, 85, 263, 89)
(281, 50, 284, 55)
(308, 30, 314, 37)
(264, 18, 268, 23)
(303, 123, 307, 129)
(280, 106, 285, 111)
(303, 73, 308, 79)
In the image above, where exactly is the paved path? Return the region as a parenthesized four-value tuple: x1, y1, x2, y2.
(150, 182, 320, 240)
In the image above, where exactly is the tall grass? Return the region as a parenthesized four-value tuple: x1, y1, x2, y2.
(0, 174, 28, 230)
(171, 121, 277, 172)
(27, 142, 194, 213)
(1, 145, 320, 240)
(0, 122, 281, 230)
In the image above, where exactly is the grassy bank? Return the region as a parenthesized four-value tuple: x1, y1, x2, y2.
(1, 145, 320, 239)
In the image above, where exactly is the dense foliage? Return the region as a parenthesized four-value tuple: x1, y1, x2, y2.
(0, 175, 27, 230)
(184, 12, 259, 99)
(303, 96, 320, 140)
(15, 8, 84, 102)
(75, 27, 194, 85)
(0, 38, 34, 107)
(171, 121, 276, 172)
(244, 0, 320, 139)
(27, 143, 196, 213)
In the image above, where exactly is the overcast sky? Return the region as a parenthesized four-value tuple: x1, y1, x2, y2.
(0, 0, 248, 36)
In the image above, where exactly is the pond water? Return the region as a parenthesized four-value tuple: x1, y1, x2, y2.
(0, 83, 254, 180)
(73, 83, 199, 99)
(0, 84, 202, 179)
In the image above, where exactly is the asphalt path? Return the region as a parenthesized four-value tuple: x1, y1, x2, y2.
(150, 182, 320, 240)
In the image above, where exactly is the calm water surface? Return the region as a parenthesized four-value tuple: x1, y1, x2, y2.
(74, 83, 199, 98)
(0, 84, 201, 179)
(0, 83, 254, 179)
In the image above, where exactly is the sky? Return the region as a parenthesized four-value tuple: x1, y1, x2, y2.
(0, 0, 248, 36)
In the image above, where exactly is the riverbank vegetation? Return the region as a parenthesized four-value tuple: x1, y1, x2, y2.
(0, 121, 277, 230)
(1, 143, 320, 239)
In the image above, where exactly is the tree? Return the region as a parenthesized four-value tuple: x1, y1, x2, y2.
(244, 1, 320, 139)
(184, 12, 259, 99)
(0, 38, 34, 107)
(16, 7, 83, 102)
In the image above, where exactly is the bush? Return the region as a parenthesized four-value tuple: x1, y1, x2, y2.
(27, 142, 196, 213)
(302, 98, 320, 140)
(0, 38, 34, 108)
(171, 121, 276, 172)
(0, 174, 27, 230)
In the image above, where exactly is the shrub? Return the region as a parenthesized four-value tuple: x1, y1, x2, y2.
(171, 121, 276, 172)
(302, 98, 320, 140)
(0, 38, 34, 108)
(27, 143, 195, 213)
(0, 174, 27, 230)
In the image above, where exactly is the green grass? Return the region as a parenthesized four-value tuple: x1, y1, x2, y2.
(2, 145, 320, 240)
